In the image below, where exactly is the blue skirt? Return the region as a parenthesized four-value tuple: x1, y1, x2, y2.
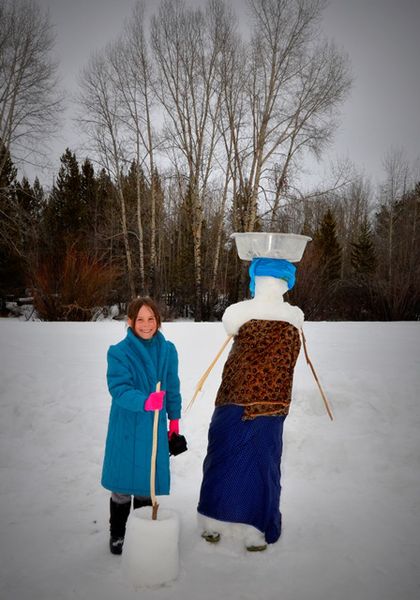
(197, 405, 285, 543)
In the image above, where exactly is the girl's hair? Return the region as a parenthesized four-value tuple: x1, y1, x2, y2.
(127, 296, 162, 330)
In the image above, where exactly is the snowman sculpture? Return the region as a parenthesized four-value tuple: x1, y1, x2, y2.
(197, 232, 311, 552)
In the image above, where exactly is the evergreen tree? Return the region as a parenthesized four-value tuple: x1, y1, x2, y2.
(315, 208, 342, 282)
(0, 141, 18, 241)
(80, 158, 99, 255)
(372, 182, 420, 319)
(171, 184, 196, 316)
(37, 149, 85, 290)
(351, 218, 376, 276)
(0, 141, 24, 297)
(95, 167, 118, 261)
(15, 178, 35, 256)
(47, 149, 85, 240)
(0, 139, 17, 192)
(32, 177, 45, 208)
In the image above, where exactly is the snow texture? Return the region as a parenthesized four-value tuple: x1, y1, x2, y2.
(0, 319, 419, 600)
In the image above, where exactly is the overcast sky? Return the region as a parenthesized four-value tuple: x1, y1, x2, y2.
(32, 0, 420, 190)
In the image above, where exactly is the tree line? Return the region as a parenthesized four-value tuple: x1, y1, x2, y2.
(2, 142, 419, 320)
(1, 0, 419, 320)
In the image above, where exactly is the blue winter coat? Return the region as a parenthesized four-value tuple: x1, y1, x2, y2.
(101, 327, 182, 496)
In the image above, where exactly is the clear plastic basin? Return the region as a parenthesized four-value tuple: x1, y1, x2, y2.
(231, 232, 312, 262)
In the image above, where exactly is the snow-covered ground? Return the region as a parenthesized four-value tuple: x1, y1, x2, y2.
(0, 319, 419, 600)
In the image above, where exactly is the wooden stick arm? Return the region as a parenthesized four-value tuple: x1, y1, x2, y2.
(300, 330, 334, 421)
(186, 335, 233, 412)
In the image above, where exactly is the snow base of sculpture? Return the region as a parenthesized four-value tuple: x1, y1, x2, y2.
(122, 507, 180, 588)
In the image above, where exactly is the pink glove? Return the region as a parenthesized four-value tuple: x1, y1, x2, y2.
(144, 391, 165, 411)
(168, 419, 179, 439)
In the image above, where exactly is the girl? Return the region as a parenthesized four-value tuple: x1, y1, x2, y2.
(101, 297, 182, 554)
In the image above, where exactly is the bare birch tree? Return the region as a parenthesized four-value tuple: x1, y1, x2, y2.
(224, 0, 352, 231)
(151, 0, 231, 319)
(334, 175, 372, 278)
(78, 52, 136, 297)
(373, 151, 420, 318)
(108, 1, 161, 295)
(379, 148, 410, 283)
(0, 0, 62, 179)
(127, 3, 159, 295)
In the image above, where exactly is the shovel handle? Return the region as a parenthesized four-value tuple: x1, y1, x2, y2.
(150, 382, 160, 519)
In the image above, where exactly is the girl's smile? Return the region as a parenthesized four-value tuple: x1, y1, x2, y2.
(128, 305, 158, 339)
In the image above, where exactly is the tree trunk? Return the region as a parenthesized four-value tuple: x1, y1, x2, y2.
(117, 184, 136, 298)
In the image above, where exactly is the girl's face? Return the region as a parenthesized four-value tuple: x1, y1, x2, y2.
(128, 305, 158, 340)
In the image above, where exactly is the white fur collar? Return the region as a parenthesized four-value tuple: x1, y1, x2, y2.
(222, 276, 304, 335)
(222, 298, 304, 336)
(222, 275, 304, 335)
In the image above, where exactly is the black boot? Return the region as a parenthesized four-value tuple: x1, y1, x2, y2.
(109, 498, 131, 555)
(133, 496, 152, 510)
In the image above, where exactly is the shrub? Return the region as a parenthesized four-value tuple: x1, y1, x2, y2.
(31, 247, 121, 321)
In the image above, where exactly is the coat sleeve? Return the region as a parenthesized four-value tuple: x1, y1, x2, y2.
(107, 346, 148, 412)
(165, 343, 182, 420)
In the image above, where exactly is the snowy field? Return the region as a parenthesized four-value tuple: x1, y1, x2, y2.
(0, 319, 419, 600)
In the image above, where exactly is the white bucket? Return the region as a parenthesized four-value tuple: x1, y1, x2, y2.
(122, 506, 180, 588)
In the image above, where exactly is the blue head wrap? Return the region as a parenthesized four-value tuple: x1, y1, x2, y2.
(248, 258, 296, 297)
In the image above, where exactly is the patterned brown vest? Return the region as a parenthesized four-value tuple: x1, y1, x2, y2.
(215, 319, 301, 419)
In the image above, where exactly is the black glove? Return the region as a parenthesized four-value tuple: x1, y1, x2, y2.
(169, 433, 188, 456)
